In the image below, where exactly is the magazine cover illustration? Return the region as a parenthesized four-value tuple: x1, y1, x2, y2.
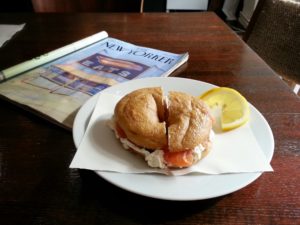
(0, 35, 188, 128)
(24, 53, 150, 97)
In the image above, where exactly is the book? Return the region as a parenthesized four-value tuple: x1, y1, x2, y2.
(0, 31, 188, 129)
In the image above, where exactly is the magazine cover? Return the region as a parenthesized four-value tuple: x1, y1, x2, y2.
(0, 32, 188, 129)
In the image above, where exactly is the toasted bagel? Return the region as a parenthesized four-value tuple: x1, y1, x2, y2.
(112, 87, 213, 169)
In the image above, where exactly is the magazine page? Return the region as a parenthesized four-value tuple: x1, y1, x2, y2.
(0, 35, 188, 129)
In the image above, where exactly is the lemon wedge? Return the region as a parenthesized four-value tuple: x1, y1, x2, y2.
(200, 87, 250, 131)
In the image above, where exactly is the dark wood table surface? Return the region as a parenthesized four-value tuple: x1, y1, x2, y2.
(0, 12, 299, 225)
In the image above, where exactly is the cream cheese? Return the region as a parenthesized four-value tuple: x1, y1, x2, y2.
(192, 144, 205, 163)
(145, 150, 166, 169)
(119, 137, 150, 158)
(120, 137, 166, 169)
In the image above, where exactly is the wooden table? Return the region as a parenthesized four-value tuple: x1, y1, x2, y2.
(0, 12, 299, 225)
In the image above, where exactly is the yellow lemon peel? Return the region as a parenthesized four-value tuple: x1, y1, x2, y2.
(200, 87, 250, 131)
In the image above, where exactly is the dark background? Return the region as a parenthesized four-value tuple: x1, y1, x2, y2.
(0, 0, 225, 14)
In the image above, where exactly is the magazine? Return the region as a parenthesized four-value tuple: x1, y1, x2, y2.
(0, 31, 188, 129)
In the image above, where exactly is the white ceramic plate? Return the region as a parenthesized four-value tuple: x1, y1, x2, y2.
(73, 77, 274, 201)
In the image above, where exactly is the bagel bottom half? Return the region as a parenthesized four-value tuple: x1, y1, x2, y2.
(110, 87, 213, 169)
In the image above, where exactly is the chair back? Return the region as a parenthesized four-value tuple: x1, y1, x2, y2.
(244, 0, 300, 84)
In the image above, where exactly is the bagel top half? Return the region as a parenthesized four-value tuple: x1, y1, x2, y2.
(114, 87, 213, 154)
(114, 87, 167, 150)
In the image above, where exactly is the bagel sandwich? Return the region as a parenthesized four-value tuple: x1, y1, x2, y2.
(109, 87, 214, 169)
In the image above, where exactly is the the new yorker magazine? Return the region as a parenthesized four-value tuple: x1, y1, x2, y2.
(0, 31, 188, 129)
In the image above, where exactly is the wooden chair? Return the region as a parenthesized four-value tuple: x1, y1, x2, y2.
(244, 0, 300, 94)
(31, 0, 144, 13)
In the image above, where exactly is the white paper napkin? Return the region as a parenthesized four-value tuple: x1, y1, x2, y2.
(70, 93, 273, 176)
(0, 24, 25, 47)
